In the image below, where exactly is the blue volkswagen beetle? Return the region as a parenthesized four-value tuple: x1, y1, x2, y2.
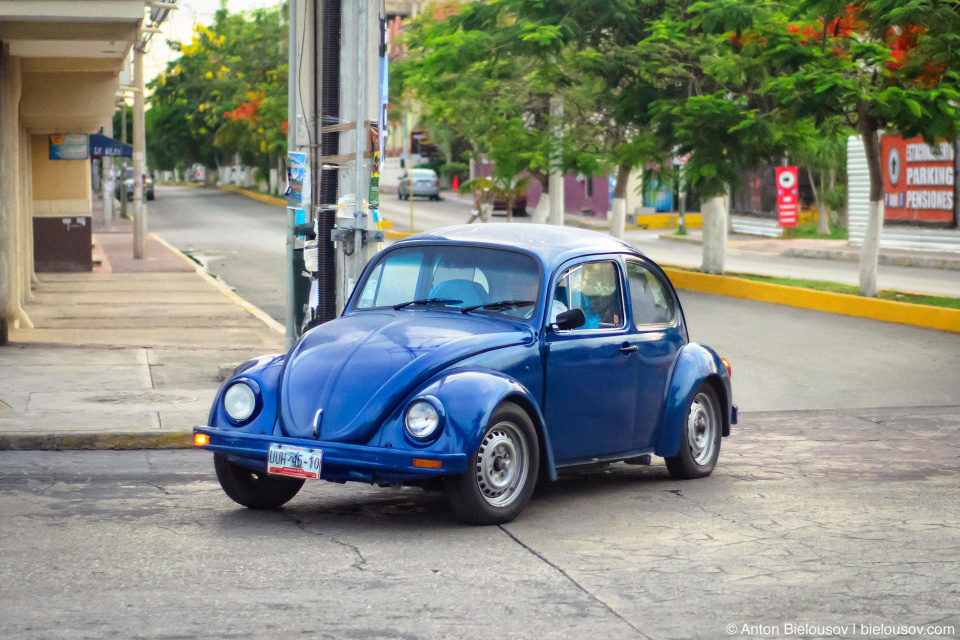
(195, 224, 736, 525)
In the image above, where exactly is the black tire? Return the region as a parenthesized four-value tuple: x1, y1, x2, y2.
(445, 402, 539, 525)
(665, 383, 722, 480)
(213, 453, 304, 509)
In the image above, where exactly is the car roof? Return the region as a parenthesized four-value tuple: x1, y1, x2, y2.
(395, 223, 645, 268)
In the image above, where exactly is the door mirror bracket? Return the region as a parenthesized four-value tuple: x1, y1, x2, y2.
(551, 308, 586, 332)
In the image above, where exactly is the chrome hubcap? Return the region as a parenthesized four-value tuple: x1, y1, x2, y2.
(686, 392, 718, 466)
(476, 422, 528, 508)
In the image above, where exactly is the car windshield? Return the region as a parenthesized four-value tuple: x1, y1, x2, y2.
(412, 170, 435, 179)
(355, 245, 541, 320)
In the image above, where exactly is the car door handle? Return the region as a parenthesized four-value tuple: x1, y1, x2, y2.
(620, 343, 638, 354)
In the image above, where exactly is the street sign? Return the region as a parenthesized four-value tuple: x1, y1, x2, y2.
(881, 135, 955, 225)
(49, 134, 89, 160)
(776, 166, 798, 227)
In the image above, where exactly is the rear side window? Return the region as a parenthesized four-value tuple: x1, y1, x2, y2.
(626, 261, 675, 326)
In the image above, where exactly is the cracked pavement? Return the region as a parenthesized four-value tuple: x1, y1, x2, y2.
(2, 406, 959, 639)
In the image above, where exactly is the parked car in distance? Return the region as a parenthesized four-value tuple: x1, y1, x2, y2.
(195, 224, 737, 525)
(115, 167, 154, 201)
(398, 168, 440, 200)
(493, 193, 527, 217)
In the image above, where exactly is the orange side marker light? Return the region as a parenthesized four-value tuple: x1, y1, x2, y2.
(194, 433, 210, 447)
(720, 357, 732, 378)
(412, 458, 442, 469)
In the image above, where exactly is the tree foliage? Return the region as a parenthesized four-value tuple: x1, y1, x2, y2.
(147, 5, 288, 178)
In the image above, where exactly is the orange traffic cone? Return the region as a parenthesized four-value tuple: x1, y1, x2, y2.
(452, 175, 459, 191)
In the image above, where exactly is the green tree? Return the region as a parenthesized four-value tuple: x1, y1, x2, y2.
(638, 1, 801, 273)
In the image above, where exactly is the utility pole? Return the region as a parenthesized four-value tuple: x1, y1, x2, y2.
(285, 0, 298, 349)
(102, 118, 114, 225)
(132, 36, 147, 259)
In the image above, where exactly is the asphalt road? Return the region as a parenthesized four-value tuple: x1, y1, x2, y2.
(2, 405, 959, 639)
(148, 185, 960, 412)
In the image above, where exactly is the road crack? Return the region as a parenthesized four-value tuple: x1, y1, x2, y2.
(284, 513, 367, 571)
(498, 525, 652, 640)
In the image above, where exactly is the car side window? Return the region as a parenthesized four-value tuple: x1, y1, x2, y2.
(551, 261, 624, 330)
(626, 261, 675, 326)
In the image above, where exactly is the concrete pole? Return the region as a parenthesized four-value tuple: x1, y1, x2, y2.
(120, 103, 128, 219)
(133, 40, 147, 259)
(548, 96, 564, 226)
(102, 119, 114, 225)
(284, 0, 298, 350)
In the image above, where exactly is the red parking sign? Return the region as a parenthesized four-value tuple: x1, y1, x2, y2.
(776, 166, 798, 227)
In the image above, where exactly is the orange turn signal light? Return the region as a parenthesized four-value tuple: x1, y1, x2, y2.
(720, 357, 732, 378)
(194, 433, 210, 447)
(412, 458, 442, 469)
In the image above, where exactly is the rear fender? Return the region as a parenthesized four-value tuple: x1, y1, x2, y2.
(654, 344, 732, 458)
(376, 369, 558, 481)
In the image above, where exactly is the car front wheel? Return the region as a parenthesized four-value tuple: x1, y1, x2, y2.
(213, 453, 304, 509)
(445, 402, 539, 525)
(665, 383, 722, 479)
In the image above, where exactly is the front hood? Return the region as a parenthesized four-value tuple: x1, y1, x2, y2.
(279, 310, 533, 441)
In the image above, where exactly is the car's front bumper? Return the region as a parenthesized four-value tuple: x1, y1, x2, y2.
(194, 426, 467, 484)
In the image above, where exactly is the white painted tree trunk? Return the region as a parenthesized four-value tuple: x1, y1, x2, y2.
(700, 194, 728, 274)
(531, 189, 550, 223)
(859, 199, 883, 297)
(610, 197, 627, 239)
(548, 96, 564, 226)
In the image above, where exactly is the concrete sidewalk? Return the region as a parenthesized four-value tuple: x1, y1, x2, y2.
(0, 207, 283, 450)
(655, 228, 960, 271)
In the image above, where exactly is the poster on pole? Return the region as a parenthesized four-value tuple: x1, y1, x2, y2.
(776, 166, 799, 227)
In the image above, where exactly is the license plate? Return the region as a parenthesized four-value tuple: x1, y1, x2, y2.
(267, 444, 322, 480)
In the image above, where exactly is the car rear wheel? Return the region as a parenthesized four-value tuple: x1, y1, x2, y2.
(445, 402, 539, 525)
(214, 453, 304, 509)
(665, 383, 721, 479)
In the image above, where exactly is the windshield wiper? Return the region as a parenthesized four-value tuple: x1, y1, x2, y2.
(393, 297, 462, 310)
(461, 300, 536, 314)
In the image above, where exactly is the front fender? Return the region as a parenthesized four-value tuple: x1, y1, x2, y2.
(208, 354, 285, 434)
(654, 343, 733, 458)
(375, 369, 558, 481)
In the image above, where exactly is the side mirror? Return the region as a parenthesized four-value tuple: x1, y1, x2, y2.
(552, 308, 586, 332)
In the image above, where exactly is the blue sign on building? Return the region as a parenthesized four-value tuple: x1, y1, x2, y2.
(88, 133, 132, 158)
(49, 134, 89, 160)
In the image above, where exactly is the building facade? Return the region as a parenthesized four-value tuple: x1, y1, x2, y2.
(0, 1, 160, 343)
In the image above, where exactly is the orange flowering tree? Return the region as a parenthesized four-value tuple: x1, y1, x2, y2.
(148, 6, 288, 182)
(758, 1, 960, 295)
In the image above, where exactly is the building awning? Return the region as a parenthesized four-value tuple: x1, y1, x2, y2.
(88, 133, 132, 158)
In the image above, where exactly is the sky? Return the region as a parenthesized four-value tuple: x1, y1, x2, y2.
(144, 0, 281, 81)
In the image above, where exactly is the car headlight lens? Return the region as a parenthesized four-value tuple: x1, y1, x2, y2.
(405, 400, 440, 439)
(223, 382, 256, 422)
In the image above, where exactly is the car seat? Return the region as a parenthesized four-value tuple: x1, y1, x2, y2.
(428, 279, 488, 308)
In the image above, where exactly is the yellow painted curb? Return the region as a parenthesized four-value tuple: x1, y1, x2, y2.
(151, 232, 286, 335)
(635, 213, 703, 230)
(218, 184, 286, 207)
(662, 267, 960, 333)
(0, 431, 194, 451)
(384, 229, 416, 240)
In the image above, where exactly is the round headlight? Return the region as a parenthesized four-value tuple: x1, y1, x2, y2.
(223, 382, 256, 422)
(405, 400, 440, 439)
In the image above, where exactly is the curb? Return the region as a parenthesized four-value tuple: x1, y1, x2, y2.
(218, 184, 286, 207)
(157, 181, 202, 188)
(150, 232, 285, 335)
(0, 431, 193, 451)
(782, 247, 960, 271)
(662, 267, 960, 333)
(658, 232, 703, 245)
(385, 229, 416, 240)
